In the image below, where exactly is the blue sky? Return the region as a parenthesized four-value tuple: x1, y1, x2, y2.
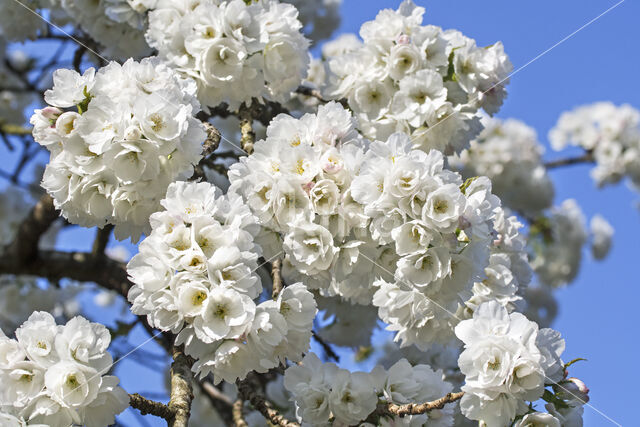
(2, 1, 638, 426)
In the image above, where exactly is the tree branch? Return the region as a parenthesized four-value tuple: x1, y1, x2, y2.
(311, 331, 340, 362)
(295, 85, 329, 102)
(374, 391, 465, 419)
(168, 346, 195, 427)
(0, 249, 131, 297)
(543, 152, 594, 169)
(237, 373, 300, 427)
(239, 116, 255, 155)
(232, 399, 248, 427)
(271, 258, 283, 299)
(0, 123, 33, 136)
(191, 122, 223, 180)
(129, 393, 173, 420)
(8, 194, 58, 264)
(92, 224, 113, 257)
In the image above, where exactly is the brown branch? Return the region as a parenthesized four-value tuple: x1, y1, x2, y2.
(239, 117, 255, 155)
(202, 122, 222, 157)
(191, 123, 223, 180)
(8, 194, 59, 264)
(0, 123, 33, 136)
(168, 346, 195, 427)
(129, 393, 173, 420)
(92, 224, 113, 257)
(237, 373, 300, 427)
(0, 249, 131, 298)
(271, 258, 283, 299)
(232, 399, 248, 427)
(311, 331, 340, 362)
(295, 85, 330, 102)
(543, 152, 594, 169)
(374, 392, 465, 419)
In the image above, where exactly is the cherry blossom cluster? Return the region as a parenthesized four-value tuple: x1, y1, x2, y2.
(529, 199, 612, 287)
(229, 102, 388, 303)
(363, 163, 510, 347)
(284, 352, 454, 426)
(31, 58, 206, 241)
(56, 0, 153, 58)
(325, 0, 512, 154)
(454, 116, 554, 215)
(550, 102, 640, 187)
(127, 181, 317, 383)
(146, 0, 310, 111)
(459, 207, 532, 320)
(0, 312, 128, 426)
(0, 0, 151, 58)
(229, 102, 532, 350)
(455, 301, 578, 427)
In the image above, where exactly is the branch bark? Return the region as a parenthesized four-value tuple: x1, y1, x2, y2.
(8, 194, 59, 264)
(374, 391, 465, 419)
(239, 116, 255, 155)
(0, 123, 33, 136)
(271, 258, 283, 299)
(237, 373, 300, 427)
(232, 399, 248, 427)
(168, 346, 195, 427)
(129, 393, 173, 420)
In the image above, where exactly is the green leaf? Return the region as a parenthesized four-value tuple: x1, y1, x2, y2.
(564, 357, 587, 369)
(459, 176, 478, 194)
(541, 389, 570, 410)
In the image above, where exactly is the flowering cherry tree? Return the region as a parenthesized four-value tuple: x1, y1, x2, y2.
(0, 0, 631, 426)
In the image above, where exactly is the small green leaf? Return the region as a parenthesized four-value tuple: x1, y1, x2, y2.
(564, 357, 587, 369)
(459, 176, 478, 194)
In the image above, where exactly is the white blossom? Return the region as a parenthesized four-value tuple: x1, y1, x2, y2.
(31, 58, 206, 241)
(0, 312, 127, 426)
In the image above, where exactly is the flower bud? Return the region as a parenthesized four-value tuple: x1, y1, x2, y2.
(396, 34, 411, 45)
(556, 377, 589, 403)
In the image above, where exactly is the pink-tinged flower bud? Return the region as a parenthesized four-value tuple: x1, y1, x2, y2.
(323, 161, 342, 174)
(556, 377, 589, 404)
(41, 106, 63, 123)
(302, 181, 315, 193)
(396, 34, 411, 45)
(568, 377, 589, 395)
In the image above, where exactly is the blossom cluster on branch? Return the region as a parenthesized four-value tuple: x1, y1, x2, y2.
(0, 312, 128, 426)
(325, 1, 512, 154)
(284, 352, 454, 426)
(31, 58, 206, 241)
(550, 101, 640, 188)
(0, 0, 631, 426)
(127, 181, 317, 383)
(146, 0, 310, 111)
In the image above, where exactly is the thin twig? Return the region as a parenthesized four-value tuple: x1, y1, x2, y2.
(311, 331, 340, 362)
(543, 152, 594, 169)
